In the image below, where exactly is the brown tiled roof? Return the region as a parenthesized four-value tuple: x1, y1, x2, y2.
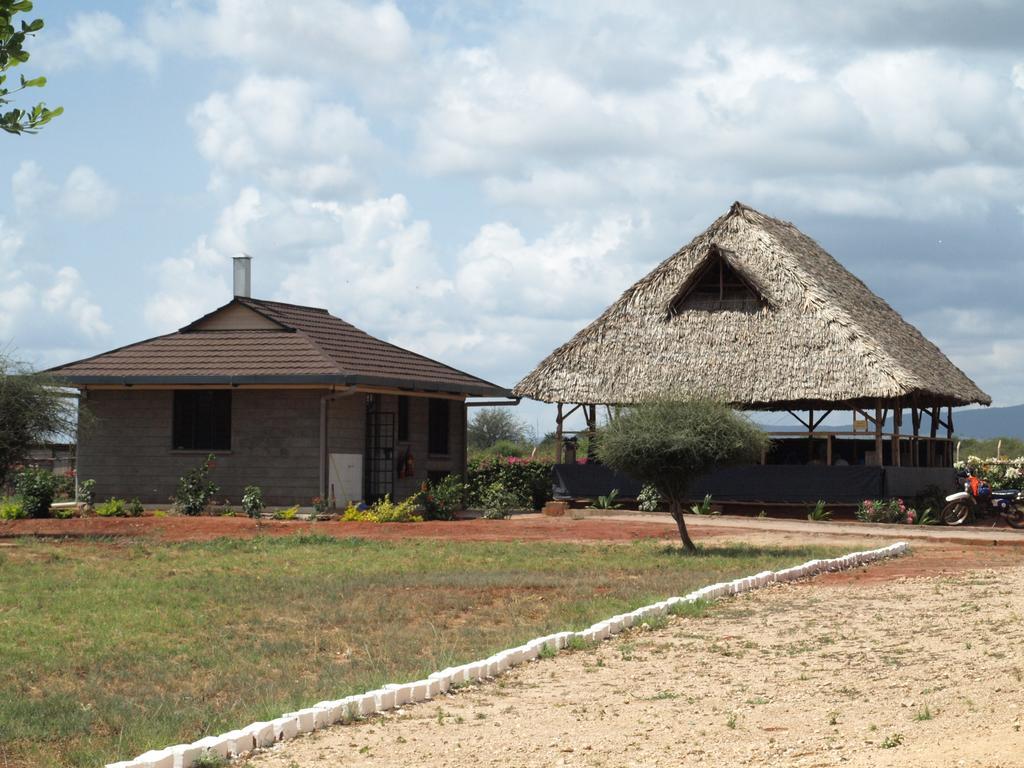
(49, 298, 508, 397)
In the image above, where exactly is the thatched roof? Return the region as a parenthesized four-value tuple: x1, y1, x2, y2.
(514, 202, 990, 410)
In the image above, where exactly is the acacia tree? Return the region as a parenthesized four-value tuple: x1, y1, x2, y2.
(596, 398, 767, 551)
(1, 0, 62, 135)
(0, 352, 77, 488)
(468, 408, 532, 451)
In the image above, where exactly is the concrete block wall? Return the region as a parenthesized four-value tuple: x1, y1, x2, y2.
(78, 388, 467, 507)
(79, 389, 325, 506)
(107, 542, 909, 768)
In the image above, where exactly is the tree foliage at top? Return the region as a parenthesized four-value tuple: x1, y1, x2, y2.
(468, 408, 532, 451)
(1, 0, 62, 135)
(597, 398, 767, 550)
(0, 352, 77, 488)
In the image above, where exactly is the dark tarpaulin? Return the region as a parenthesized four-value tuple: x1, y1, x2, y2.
(552, 464, 956, 504)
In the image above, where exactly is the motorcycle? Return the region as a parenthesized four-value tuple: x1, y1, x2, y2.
(942, 468, 1024, 528)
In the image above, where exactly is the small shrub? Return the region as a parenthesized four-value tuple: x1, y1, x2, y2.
(0, 498, 26, 520)
(689, 494, 717, 516)
(127, 498, 144, 517)
(15, 467, 57, 518)
(173, 454, 218, 516)
(76, 478, 95, 505)
(807, 500, 831, 521)
(192, 751, 228, 768)
(53, 470, 76, 500)
(593, 488, 622, 510)
(311, 495, 329, 515)
(416, 474, 465, 521)
(880, 733, 904, 749)
(273, 505, 300, 521)
(340, 495, 422, 523)
(637, 484, 662, 512)
(913, 507, 937, 525)
(95, 498, 127, 517)
(480, 481, 520, 519)
(241, 485, 264, 518)
(52, 505, 75, 519)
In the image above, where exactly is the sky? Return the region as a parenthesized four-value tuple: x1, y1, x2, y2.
(2, 0, 1023, 436)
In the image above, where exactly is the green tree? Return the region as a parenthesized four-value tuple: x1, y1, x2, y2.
(596, 398, 767, 551)
(0, 352, 77, 488)
(468, 408, 532, 451)
(1, 0, 62, 135)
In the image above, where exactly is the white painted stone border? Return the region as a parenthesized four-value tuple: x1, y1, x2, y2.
(106, 541, 908, 767)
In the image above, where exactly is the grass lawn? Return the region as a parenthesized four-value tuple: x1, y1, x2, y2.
(0, 534, 853, 767)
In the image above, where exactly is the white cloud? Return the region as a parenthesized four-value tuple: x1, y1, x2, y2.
(11, 161, 57, 215)
(144, 236, 231, 333)
(39, 11, 158, 74)
(146, 0, 411, 77)
(43, 267, 111, 340)
(0, 219, 109, 347)
(60, 166, 119, 219)
(189, 75, 377, 195)
(11, 162, 118, 220)
(837, 51, 999, 157)
(455, 216, 640, 319)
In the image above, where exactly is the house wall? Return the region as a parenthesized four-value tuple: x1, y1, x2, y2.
(77, 388, 466, 508)
(79, 388, 324, 506)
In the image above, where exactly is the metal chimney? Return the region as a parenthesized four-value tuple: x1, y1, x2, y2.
(232, 254, 252, 298)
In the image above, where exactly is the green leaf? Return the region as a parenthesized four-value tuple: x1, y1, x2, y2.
(21, 75, 44, 87)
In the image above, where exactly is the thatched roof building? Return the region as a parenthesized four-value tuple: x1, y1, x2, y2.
(515, 202, 990, 412)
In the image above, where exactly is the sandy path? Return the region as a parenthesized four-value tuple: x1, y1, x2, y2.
(246, 564, 1024, 768)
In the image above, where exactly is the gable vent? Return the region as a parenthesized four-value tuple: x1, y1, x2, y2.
(669, 248, 766, 315)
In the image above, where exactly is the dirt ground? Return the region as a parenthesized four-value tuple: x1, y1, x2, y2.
(0, 514, 685, 543)
(246, 556, 1024, 768)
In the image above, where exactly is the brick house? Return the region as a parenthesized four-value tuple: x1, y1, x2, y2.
(49, 258, 509, 506)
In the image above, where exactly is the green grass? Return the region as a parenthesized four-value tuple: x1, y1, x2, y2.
(0, 534, 847, 767)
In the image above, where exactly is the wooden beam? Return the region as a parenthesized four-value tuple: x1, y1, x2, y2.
(555, 403, 564, 464)
(892, 399, 901, 467)
(874, 403, 884, 466)
(810, 409, 833, 431)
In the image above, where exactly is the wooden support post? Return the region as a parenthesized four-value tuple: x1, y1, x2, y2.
(874, 403, 884, 466)
(946, 406, 953, 439)
(826, 433, 833, 466)
(586, 404, 598, 460)
(892, 401, 901, 467)
(555, 403, 564, 464)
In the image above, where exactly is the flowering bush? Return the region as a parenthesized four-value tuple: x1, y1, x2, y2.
(637, 484, 662, 512)
(954, 456, 1024, 491)
(341, 495, 422, 523)
(415, 474, 465, 520)
(856, 498, 914, 524)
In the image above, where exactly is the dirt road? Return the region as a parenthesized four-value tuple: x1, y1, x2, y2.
(246, 561, 1024, 768)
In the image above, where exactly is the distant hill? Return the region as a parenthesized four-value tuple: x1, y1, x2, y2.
(757, 404, 1024, 440)
(950, 404, 1024, 440)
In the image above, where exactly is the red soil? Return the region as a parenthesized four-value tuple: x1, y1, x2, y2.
(0, 514, 685, 544)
